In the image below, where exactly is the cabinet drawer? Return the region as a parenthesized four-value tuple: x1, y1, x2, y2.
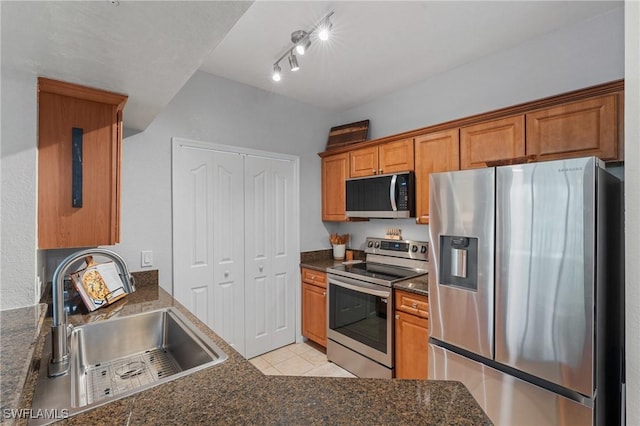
(301, 268, 327, 287)
(395, 289, 428, 318)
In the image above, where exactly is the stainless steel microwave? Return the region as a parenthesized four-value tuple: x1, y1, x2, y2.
(345, 172, 415, 218)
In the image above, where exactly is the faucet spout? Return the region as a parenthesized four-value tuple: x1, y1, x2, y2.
(48, 248, 135, 377)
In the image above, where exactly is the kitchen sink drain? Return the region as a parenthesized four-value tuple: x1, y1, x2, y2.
(84, 348, 181, 404)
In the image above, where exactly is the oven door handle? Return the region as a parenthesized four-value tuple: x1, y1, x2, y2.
(328, 277, 391, 298)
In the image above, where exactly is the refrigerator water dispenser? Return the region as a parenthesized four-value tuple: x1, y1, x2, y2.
(439, 236, 478, 290)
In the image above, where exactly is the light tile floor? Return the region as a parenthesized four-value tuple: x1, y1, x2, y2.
(249, 341, 357, 378)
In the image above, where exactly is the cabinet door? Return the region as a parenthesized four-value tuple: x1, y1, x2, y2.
(379, 138, 414, 175)
(349, 146, 379, 177)
(460, 115, 525, 169)
(526, 94, 619, 161)
(395, 310, 429, 379)
(414, 129, 460, 224)
(38, 88, 124, 249)
(322, 153, 350, 221)
(395, 290, 429, 318)
(302, 281, 327, 347)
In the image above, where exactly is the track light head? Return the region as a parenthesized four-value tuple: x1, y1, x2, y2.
(296, 38, 311, 55)
(272, 64, 282, 82)
(318, 18, 332, 41)
(291, 30, 311, 55)
(288, 53, 300, 72)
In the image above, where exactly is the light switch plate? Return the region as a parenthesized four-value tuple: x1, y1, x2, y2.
(141, 250, 153, 267)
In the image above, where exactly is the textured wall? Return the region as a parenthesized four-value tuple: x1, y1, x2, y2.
(0, 67, 39, 310)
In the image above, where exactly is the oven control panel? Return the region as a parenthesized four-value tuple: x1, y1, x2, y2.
(365, 237, 428, 260)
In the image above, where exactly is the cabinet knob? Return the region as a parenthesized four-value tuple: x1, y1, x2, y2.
(372, 169, 377, 175)
(323, 291, 326, 296)
(412, 302, 418, 309)
(259, 265, 264, 272)
(379, 168, 383, 174)
(310, 275, 315, 280)
(395, 314, 400, 320)
(224, 270, 230, 277)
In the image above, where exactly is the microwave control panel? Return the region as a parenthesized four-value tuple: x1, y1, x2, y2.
(397, 176, 409, 210)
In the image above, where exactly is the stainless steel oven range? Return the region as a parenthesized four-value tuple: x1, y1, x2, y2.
(326, 237, 428, 378)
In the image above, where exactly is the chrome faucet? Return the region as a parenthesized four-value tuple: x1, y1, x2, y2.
(48, 248, 136, 377)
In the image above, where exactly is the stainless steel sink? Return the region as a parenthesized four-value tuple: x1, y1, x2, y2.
(30, 308, 227, 425)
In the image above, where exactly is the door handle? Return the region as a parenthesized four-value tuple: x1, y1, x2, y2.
(389, 174, 397, 211)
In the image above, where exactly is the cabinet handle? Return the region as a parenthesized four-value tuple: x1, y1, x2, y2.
(71, 127, 84, 208)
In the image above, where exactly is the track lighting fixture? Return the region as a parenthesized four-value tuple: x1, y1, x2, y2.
(271, 10, 334, 82)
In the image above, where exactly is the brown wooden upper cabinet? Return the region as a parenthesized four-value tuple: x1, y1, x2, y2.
(526, 94, 620, 162)
(38, 78, 127, 249)
(321, 152, 350, 221)
(414, 129, 460, 224)
(460, 115, 525, 170)
(350, 138, 414, 177)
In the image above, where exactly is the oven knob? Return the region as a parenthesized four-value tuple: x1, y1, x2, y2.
(367, 240, 374, 248)
(420, 245, 427, 254)
(411, 245, 418, 253)
(374, 241, 380, 248)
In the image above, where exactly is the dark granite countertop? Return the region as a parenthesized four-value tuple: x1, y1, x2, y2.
(12, 281, 490, 425)
(0, 303, 47, 424)
(394, 274, 429, 296)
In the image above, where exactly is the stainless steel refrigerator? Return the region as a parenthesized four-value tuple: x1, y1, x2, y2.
(428, 156, 624, 425)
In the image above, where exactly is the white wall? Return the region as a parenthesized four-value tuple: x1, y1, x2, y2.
(339, 7, 624, 141)
(108, 72, 337, 292)
(0, 66, 39, 310)
(624, 1, 639, 423)
(330, 6, 624, 249)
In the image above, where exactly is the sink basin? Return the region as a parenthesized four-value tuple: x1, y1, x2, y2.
(30, 308, 227, 425)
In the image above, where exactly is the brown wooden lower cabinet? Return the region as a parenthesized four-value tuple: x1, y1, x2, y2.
(301, 268, 327, 347)
(394, 289, 429, 379)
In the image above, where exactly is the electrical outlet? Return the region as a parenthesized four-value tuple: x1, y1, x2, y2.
(141, 250, 153, 267)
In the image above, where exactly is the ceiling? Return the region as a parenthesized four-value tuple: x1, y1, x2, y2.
(1, 1, 622, 131)
(200, 0, 622, 111)
(1, 1, 252, 130)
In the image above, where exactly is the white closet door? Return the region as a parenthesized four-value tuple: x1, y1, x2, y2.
(244, 155, 296, 358)
(211, 150, 246, 355)
(173, 145, 245, 355)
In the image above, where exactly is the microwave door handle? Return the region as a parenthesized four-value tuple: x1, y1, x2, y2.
(389, 174, 398, 211)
